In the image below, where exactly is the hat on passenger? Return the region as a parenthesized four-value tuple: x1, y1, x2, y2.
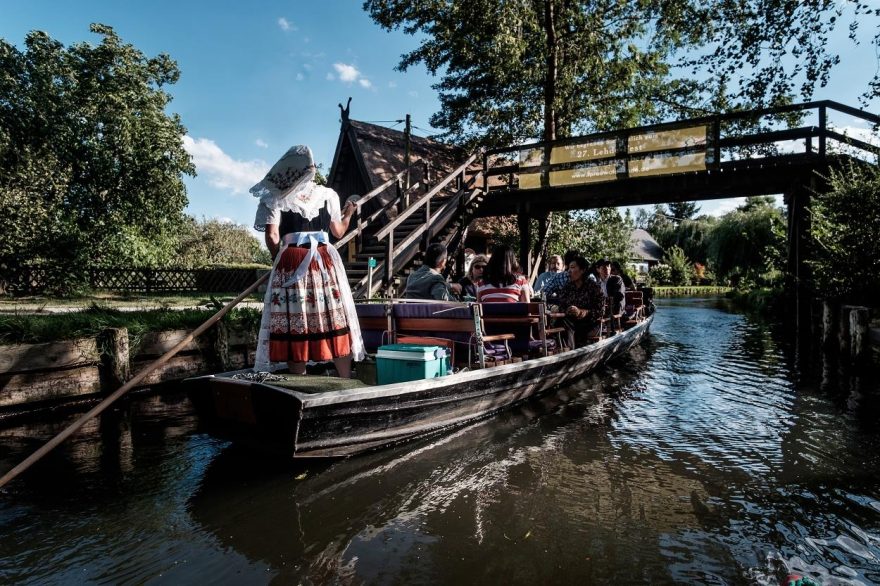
(249, 145, 316, 200)
(594, 258, 611, 266)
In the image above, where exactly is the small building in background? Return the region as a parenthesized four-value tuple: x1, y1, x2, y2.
(629, 228, 663, 279)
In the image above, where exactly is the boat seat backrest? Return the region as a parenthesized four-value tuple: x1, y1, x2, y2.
(391, 303, 512, 366)
(480, 302, 533, 355)
(355, 303, 392, 354)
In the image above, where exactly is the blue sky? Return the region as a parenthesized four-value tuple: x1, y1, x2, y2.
(3, 1, 878, 231)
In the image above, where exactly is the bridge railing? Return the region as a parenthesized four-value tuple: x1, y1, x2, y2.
(484, 100, 880, 192)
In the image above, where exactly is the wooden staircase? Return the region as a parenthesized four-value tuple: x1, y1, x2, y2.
(334, 152, 485, 298)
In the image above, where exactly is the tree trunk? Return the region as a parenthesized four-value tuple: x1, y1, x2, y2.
(542, 0, 557, 145)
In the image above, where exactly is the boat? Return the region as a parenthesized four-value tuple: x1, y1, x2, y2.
(186, 301, 653, 458)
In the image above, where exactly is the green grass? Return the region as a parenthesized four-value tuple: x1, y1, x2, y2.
(652, 286, 733, 297)
(0, 304, 262, 345)
(0, 292, 263, 311)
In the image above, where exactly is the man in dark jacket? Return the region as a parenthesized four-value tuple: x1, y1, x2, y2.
(403, 243, 461, 300)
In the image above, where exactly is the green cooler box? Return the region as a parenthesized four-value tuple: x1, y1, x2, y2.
(376, 344, 449, 384)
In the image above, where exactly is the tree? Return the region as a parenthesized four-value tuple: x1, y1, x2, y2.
(807, 162, 880, 303)
(668, 201, 700, 221)
(364, 0, 876, 148)
(549, 207, 633, 267)
(663, 245, 692, 286)
(175, 218, 272, 268)
(706, 197, 785, 287)
(0, 25, 194, 289)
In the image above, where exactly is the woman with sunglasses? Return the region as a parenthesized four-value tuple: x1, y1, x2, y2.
(458, 254, 488, 300)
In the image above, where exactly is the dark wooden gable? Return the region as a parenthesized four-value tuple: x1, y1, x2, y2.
(328, 115, 464, 207)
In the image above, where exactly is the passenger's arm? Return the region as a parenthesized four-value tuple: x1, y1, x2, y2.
(431, 281, 452, 301)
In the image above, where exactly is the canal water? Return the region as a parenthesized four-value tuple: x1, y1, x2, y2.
(1, 299, 879, 585)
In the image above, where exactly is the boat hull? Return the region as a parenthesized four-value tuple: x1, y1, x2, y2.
(188, 316, 652, 458)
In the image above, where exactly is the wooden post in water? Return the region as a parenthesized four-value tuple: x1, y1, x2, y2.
(99, 327, 130, 391)
(821, 301, 837, 353)
(848, 306, 870, 367)
(839, 304, 853, 358)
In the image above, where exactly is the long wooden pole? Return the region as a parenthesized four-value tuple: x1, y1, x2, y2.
(0, 271, 270, 489)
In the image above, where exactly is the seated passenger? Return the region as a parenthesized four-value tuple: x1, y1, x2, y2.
(458, 254, 487, 300)
(607, 262, 628, 316)
(403, 242, 462, 300)
(558, 255, 603, 347)
(533, 254, 563, 296)
(476, 245, 530, 303)
(542, 249, 581, 301)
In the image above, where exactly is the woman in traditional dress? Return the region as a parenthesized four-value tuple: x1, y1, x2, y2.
(251, 145, 364, 377)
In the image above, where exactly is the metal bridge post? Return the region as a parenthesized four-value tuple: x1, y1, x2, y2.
(818, 105, 827, 159)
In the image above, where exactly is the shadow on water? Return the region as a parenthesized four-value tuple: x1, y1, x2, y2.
(2, 298, 879, 585)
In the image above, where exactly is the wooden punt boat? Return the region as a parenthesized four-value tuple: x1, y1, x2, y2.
(186, 308, 652, 459)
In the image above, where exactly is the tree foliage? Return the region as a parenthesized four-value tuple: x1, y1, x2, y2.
(663, 245, 692, 286)
(548, 207, 633, 267)
(0, 25, 194, 290)
(706, 197, 786, 286)
(808, 163, 880, 303)
(364, 0, 877, 148)
(668, 201, 700, 220)
(175, 218, 272, 268)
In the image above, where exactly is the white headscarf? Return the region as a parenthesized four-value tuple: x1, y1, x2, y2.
(250, 145, 331, 221)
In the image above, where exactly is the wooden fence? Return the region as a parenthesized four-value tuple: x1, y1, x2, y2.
(3, 266, 269, 295)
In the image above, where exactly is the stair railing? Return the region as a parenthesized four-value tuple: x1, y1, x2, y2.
(373, 152, 481, 287)
(335, 159, 428, 260)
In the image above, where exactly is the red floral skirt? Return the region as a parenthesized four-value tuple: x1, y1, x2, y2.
(267, 244, 352, 363)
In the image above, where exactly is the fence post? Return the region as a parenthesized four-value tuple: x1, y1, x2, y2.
(818, 104, 827, 159)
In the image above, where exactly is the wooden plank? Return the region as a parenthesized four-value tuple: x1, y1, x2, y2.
(131, 354, 213, 386)
(396, 318, 475, 333)
(135, 329, 202, 357)
(0, 366, 102, 408)
(0, 339, 100, 374)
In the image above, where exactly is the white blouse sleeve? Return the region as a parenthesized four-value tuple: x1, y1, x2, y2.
(320, 186, 343, 223)
(253, 201, 281, 231)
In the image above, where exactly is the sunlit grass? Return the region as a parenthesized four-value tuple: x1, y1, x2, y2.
(0, 304, 262, 345)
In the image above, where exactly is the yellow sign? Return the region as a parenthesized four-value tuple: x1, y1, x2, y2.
(550, 164, 618, 187)
(629, 152, 706, 177)
(629, 126, 707, 154)
(518, 171, 543, 189)
(550, 139, 616, 164)
(519, 148, 543, 168)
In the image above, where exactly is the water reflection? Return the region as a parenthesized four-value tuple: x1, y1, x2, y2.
(1, 300, 879, 585)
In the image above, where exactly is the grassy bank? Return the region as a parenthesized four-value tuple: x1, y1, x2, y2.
(0, 292, 263, 313)
(652, 286, 732, 297)
(0, 304, 262, 345)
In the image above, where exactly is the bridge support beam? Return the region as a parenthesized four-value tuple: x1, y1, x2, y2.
(517, 212, 531, 278)
(786, 175, 817, 336)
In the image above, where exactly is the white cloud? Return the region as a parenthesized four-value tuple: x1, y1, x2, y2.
(255, 138, 268, 148)
(408, 90, 419, 98)
(215, 216, 235, 224)
(183, 135, 268, 195)
(296, 72, 305, 81)
(277, 17, 294, 32)
(326, 72, 335, 81)
(388, 81, 397, 88)
(331, 62, 373, 89)
(333, 63, 360, 82)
